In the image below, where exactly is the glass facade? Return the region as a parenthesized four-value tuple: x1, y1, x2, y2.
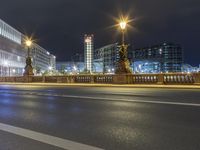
(0, 19, 25, 76)
(0, 19, 21, 44)
(94, 43, 119, 73)
(31, 44, 56, 74)
(0, 48, 25, 76)
(133, 43, 183, 73)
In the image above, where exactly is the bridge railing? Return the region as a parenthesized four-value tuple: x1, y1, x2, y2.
(163, 74, 195, 84)
(132, 74, 159, 84)
(0, 73, 199, 85)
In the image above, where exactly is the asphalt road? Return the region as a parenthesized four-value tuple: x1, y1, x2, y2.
(0, 84, 200, 150)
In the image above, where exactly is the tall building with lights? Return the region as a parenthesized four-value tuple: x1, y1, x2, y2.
(84, 34, 94, 72)
(0, 18, 56, 76)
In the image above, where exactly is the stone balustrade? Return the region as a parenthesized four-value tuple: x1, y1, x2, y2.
(0, 73, 200, 85)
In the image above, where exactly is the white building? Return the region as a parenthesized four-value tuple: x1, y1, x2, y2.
(0, 19, 25, 76)
(31, 43, 56, 74)
(0, 18, 56, 76)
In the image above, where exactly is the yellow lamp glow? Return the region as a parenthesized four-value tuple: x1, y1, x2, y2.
(119, 21, 127, 30)
(26, 40, 32, 47)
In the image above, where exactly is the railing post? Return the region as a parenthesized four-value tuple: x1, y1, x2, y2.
(71, 76, 75, 83)
(24, 76, 33, 83)
(57, 76, 61, 83)
(157, 74, 164, 84)
(90, 75, 95, 83)
(193, 73, 200, 85)
(113, 74, 127, 84)
(42, 76, 46, 83)
(126, 74, 133, 84)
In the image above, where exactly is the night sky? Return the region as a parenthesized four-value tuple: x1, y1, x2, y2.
(0, 0, 200, 66)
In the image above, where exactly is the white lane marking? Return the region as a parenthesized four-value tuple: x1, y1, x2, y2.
(0, 123, 103, 150)
(1, 90, 200, 107)
(55, 94, 200, 107)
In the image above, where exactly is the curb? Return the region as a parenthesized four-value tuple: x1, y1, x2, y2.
(0, 83, 200, 89)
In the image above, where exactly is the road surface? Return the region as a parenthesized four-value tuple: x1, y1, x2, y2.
(0, 84, 200, 150)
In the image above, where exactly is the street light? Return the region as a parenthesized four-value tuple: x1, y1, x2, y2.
(26, 40, 32, 47)
(115, 17, 132, 74)
(25, 39, 32, 58)
(119, 21, 127, 45)
(120, 21, 127, 30)
(24, 38, 34, 76)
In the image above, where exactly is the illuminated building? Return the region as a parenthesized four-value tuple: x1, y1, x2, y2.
(94, 43, 119, 73)
(56, 61, 84, 74)
(31, 43, 56, 73)
(94, 43, 133, 73)
(0, 19, 25, 76)
(132, 43, 183, 73)
(0, 18, 56, 76)
(182, 64, 199, 73)
(84, 34, 94, 72)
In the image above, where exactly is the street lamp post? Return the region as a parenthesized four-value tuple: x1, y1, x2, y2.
(120, 21, 126, 45)
(23, 39, 34, 76)
(115, 19, 132, 74)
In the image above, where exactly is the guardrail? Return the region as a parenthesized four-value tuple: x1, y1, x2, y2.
(0, 73, 199, 85)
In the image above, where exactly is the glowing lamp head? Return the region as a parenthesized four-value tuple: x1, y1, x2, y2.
(85, 38, 91, 43)
(26, 40, 32, 47)
(119, 21, 127, 30)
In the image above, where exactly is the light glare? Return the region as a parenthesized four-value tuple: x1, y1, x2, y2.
(120, 21, 127, 30)
(26, 40, 32, 47)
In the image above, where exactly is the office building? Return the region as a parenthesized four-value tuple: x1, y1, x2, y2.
(132, 43, 183, 73)
(94, 43, 133, 73)
(0, 19, 25, 76)
(84, 34, 94, 72)
(31, 43, 56, 73)
(94, 43, 119, 73)
(0, 18, 56, 76)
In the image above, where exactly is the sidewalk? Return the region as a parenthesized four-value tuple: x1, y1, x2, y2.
(0, 82, 200, 89)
